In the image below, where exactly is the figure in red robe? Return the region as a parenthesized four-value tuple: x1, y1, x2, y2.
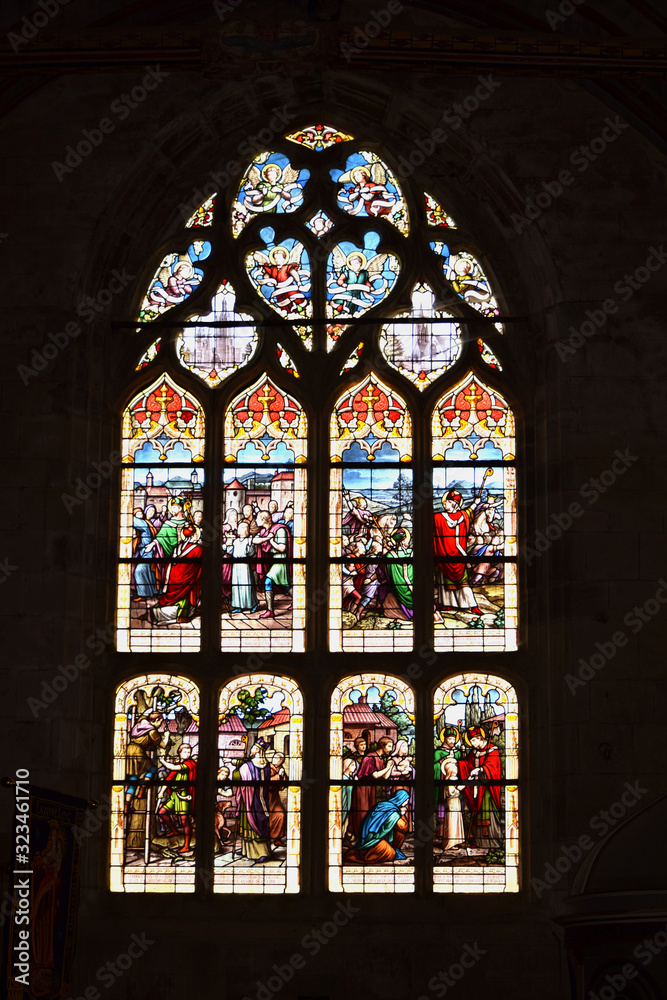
(260, 246, 308, 314)
(457, 726, 503, 849)
(150, 526, 202, 625)
(433, 489, 482, 614)
(348, 737, 395, 838)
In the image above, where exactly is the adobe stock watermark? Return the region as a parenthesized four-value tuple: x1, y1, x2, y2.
(178, 106, 296, 223)
(531, 780, 648, 897)
(545, 0, 586, 31)
(241, 900, 360, 1000)
(51, 67, 170, 183)
(28, 623, 116, 718)
(522, 447, 638, 565)
(340, 0, 403, 63)
(67, 932, 154, 1000)
(566, 579, 667, 694)
(17, 268, 135, 385)
(417, 942, 487, 999)
(555, 244, 667, 361)
(511, 116, 629, 233)
(8, 0, 72, 53)
(393, 76, 501, 180)
(582, 922, 667, 999)
(61, 450, 124, 513)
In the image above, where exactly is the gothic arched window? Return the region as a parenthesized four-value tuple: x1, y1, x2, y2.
(113, 121, 520, 894)
(111, 674, 199, 891)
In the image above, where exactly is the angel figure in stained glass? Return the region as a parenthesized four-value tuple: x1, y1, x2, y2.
(450, 255, 492, 309)
(338, 163, 396, 220)
(330, 249, 389, 315)
(251, 245, 310, 315)
(148, 254, 202, 310)
(242, 162, 304, 215)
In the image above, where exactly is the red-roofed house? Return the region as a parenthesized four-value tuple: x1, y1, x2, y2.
(218, 712, 247, 757)
(342, 694, 397, 751)
(258, 706, 291, 755)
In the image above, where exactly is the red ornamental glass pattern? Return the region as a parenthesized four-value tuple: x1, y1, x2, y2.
(228, 380, 302, 444)
(286, 123, 354, 150)
(335, 381, 409, 443)
(447, 382, 500, 426)
(127, 380, 203, 456)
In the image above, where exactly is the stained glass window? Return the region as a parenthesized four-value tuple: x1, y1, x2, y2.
(246, 228, 312, 347)
(232, 153, 309, 237)
(331, 151, 409, 235)
(329, 674, 415, 892)
(111, 674, 199, 892)
(177, 280, 258, 387)
(117, 117, 521, 895)
(117, 375, 205, 653)
(136, 338, 160, 371)
(330, 376, 413, 652)
(326, 234, 399, 349)
(215, 675, 303, 893)
(379, 281, 462, 389)
(432, 373, 517, 652)
(139, 241, 211, 322)
(286, 123, 354, 150)
(433, 674, 518, 892)
(431, 242, 502, 331)
(186, 193, 216, 228)
(424, 192, 457, 228)
(222, 375, 307, 653)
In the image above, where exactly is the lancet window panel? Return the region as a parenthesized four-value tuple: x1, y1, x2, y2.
(216, 675, 303, 894)
(329, 375, 413, 653)
(117, 375, 205, 653)
(432, 372, 517, 653)
(329, 674, 415, 893)
(221, 375, 307, 654)
(111, 675, 200, 893)
(433, 674, 519, 893)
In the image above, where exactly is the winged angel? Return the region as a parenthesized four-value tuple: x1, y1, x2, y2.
(242, 162, 304, 215)
(148, 253, 202, 313)
(337, 160, 397, 220)
(328, 246, 390, 316)
(250, 244, 311, 316)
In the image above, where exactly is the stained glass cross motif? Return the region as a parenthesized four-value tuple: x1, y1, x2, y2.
(463, 383, 484, 412)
